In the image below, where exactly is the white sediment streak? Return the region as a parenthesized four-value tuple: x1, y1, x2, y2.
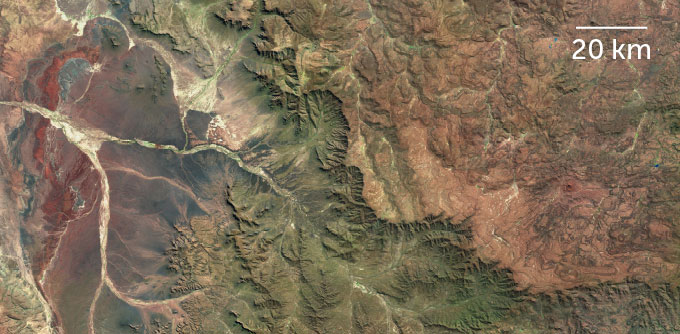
(53, 0, 135, 49)
(0, 101, 299, 333)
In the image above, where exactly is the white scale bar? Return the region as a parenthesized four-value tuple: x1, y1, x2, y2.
(576, 26, 647, 30)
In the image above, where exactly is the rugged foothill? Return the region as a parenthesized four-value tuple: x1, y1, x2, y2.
(0, 0, 679, 333)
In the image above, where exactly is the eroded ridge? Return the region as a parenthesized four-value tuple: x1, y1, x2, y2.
(2, 0, 680, 333)
(0, 99, 301, 333)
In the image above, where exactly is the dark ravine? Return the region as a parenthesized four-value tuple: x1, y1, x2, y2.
(1, 0, 680, 333)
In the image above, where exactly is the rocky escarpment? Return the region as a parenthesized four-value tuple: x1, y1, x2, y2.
(1, 0, 679, 333)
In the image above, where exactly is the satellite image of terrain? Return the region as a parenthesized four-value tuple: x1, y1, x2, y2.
(0, 0, 679, 333)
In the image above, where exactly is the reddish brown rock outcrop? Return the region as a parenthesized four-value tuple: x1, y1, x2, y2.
(260, 0, 680, 291)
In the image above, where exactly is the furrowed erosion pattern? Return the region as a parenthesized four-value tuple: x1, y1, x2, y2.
(0, 0, 680, 333)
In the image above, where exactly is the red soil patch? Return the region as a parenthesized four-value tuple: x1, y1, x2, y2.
(35, 47, 99, 110)
(28, 115, 101, 282)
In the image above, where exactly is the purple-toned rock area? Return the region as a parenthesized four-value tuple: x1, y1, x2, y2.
(1, 0, 679, 333)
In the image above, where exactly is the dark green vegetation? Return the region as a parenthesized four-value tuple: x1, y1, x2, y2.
(512, 282, 680, 334)
(160, 17, 524, 332)
(154, 2, 680, 334)
(4, 0, 677, 333)
(2, 0, 680, 332)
